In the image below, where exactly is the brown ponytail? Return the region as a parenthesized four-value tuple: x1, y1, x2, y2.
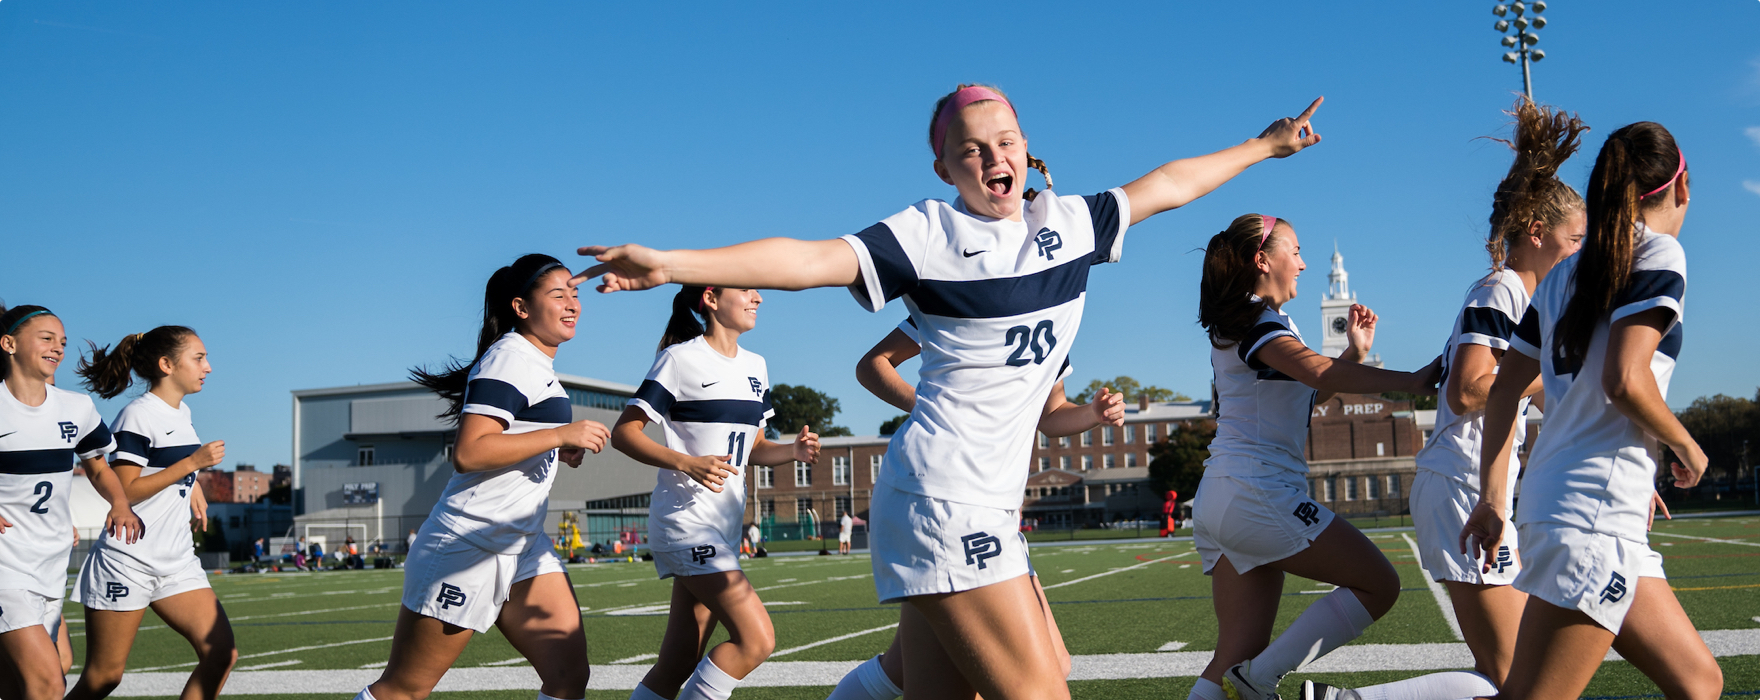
(1486, 98, 1588, 269)
(1557, 122, 1682, 365)
(77, 326, 198, 399)
(410, 253, 566, 419)
(1199, 214, 1283, 348)
(659, 285, 711, 351)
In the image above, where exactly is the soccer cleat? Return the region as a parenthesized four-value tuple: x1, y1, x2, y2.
(1222, 661, 1280, 700)
(1301, 680, 1358, 700)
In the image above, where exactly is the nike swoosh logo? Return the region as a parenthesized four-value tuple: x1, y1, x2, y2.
(962, 249, 987, 258)
(702, 381, 719, 388)
(167, 430, 177, 435)
(0, 432, 14, 440)
(546, 380, 554, 387)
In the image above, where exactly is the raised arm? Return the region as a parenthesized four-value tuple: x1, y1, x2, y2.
(856, 328, 922, 413)
(750, 424, 821, 468)
(1120, 97, 1324, 225)
(574, 238, 860, 294)
(1460, 349, 1540, 568)
(1604, 308, 1705, 488)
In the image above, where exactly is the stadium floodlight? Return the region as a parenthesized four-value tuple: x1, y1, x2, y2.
(1492, 0, 1547, 98)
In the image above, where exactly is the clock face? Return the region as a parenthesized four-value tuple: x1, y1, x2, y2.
(1331, 316, 1348, 335)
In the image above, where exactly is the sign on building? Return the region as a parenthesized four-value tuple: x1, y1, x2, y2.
(342, 482, 380, 505)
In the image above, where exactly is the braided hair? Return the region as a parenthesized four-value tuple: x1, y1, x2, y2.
(927, 83, 1055, 201)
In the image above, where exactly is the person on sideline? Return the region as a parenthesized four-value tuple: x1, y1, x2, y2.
(837, 511, 854, 555)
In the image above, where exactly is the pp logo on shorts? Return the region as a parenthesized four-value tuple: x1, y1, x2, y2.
(691, 545, 716, 564)
(1598, 572, 1627, 604)
(436, 583, 467, 610)
(961, 532, 1001, 569)
(1491, 545, 1514, 574)
(104, 582, 129, 601)
(1292, 502, 1320, 526)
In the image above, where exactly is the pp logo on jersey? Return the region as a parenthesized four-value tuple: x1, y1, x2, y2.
(58, 421, 79, 443)
(691, 545, 716, 564)
(1292, 502, 1320, 526)
(436, 583, 467, 610)
(961, 532, 1001, 569)
(1491, 545, 1514, 574)
(748, 377, 763, 397)
(1598, 572, 1628, 604)
(104, 582, 130, 602)
(1034, 228, 1063, 261)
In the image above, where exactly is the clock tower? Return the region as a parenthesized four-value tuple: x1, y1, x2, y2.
(1320, 242, 1354, 358)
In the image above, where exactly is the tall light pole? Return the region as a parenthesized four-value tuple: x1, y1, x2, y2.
(1493, 1, 1548, 99)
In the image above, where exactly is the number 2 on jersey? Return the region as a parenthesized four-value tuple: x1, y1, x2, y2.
(725, 431, 747, 467)
(30, 481, 52, 514)
(1005, 320, 1058, 367)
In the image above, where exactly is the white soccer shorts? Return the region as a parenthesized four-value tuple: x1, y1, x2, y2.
(73, 548, 212, 612)
(1410, 470, 1519, 585)
(653, 538, 743, 579)
(0, 589, 59, 635)
(1513, 522, 1664, 634)
(868, 483, 1029, 604)
(1193, 471, 1335, 575)
(402, 529, 565, 633)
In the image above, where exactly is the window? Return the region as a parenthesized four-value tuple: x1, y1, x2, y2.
(833, 456, 851, 486)
(1058, 436, 1070, 448)
(1103, 454, 1116, 469)
(565, 387, 629, 411)
(1059, 456, 1071, 470)
(796, 497, 814, 519)
(1367, 475, 1381, 499)
(1125, 452, 1138, 468)
(756, 466, 774, 489)
(1081, 430, 1092, 447)
(442, 442, 452, 461)
(1039, 433, 1049, 448)
(870, 454, 882, 483)
(1323, 477, 1336, 501)
(357, 445, 375, 467)
(1124, 425, 1135, 444)
(1422, 429, 1433, 444)
(1376, 442, 1385, 457)
(1387, 475, 1401, 499)
(1102, 426, 1114, 446)
(1345, 477, 1358, 501)
(1146, 424, 1158, 442)
(835, 495, 852, 517)
(1038, 457, 1050, 472)
(759, 499, 776, 521)
(795, 461, 812, 487)
(1081, 455, 1093, 471)
(1307, 479, 1316, 499)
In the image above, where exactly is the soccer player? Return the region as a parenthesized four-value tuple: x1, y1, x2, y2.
(68, 326, 239, 700)
(1302, 99, 1588, 700)
(575, 84, 1321, 699)
(1462, 122, 1721, 700)
(357, 254, 612, 700)
(1187, 215, 1439, 700)
(0, 305, 142, 700)
(610, 285, 821, 700)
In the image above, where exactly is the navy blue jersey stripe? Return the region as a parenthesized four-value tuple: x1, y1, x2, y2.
(1615, 269, 1685, 310)
(464, 378, 529, 416)
(1084, 192, 1122, 265)
(114, 430, 151, 459)
(1256, 368, 1300, 382)
(144, 444, 200, 469)
(1237, 321, 1291, 371)
(669, 399, 769, 426)
(515, 396, 572, 425)
(634, 379, 676, 417)
(761, 388, 773, 415)
(1460, 306, 1517, 341)
(852, 222, 918, 305)
(0, 448, 76, 475)
(74, 421, 113, 455)
(1514, 307, 1541, 348)
(1658, 323, 1684, 360)
(911, 258, 1090, 320)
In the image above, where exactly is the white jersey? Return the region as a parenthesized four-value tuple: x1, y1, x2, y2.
(430, 333, 569, 554)
(1206, 305, 1318, 476)
(93, 393, 202, 575)
(841, 189, 1128, 509)
(1415, 269, 1531, 493)
(1512, 224, 1686, 542)
(629, 336, 774, 552)
(0, 382, 115, 596)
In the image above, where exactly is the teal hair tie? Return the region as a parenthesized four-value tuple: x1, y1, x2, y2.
(4, 310, 51, 336)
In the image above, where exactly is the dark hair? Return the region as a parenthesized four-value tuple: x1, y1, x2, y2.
(928, 83, 1054, 202)
(1557, 122, 1683, 365)
(1486, 98, 1589, 269)
(1199, 214, 1284, 348)
(659, 285, 712, 351)
(410, 253, 567, 419)
(1, 305, 57, 383)
(75, 326, 199, 399)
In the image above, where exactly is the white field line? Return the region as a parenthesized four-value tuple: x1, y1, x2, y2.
(1650, 532, 1760, 547)
(574, 577, 654, 588)
(1157, 641, 1188, 652)
(74, 602, 401, 637)
(480, 657, 533, 666)
(237, 660, 303, 671)
(1402, 534, 1463, 641)
(770, 623, 899, 658)
(84, 627, 1760, 695)
(128, 635, 395, 672)
(1042, 552, 1190, 590)
(606, 653, 659, 665)
(754, 574, 871, 592)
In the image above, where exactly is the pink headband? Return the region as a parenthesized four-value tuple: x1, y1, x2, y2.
(1258, 215, 1278, 250)
(697, 286, 716, 313)
(1640, 149, 1686, 199)
(931, 87, 1015, 159)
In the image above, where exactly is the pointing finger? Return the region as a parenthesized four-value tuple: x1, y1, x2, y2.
(1296, 96, 1324, 123)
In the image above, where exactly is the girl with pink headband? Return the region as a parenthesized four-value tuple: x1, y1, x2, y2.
(577, 83, 1323, 700)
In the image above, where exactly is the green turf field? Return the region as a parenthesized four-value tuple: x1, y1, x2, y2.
(68, 514, 1760, 698)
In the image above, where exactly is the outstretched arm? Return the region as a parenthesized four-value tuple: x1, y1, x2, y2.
(1121, 97, 1324, 225)
(1261, 304, 1437, 400)
(574, 238, 860, 294)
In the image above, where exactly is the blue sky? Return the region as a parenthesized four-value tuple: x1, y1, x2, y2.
(4, 2, 1758, 471)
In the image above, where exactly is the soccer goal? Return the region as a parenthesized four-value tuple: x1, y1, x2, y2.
(303, 523, 369, 553)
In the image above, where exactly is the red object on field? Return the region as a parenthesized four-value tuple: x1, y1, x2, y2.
(1161, 490, 1179, 537)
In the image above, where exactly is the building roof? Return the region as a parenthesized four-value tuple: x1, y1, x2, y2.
(819, 435, 891, 448)
(1122, 400, 1213, 422)
(292, 372, 638, 399)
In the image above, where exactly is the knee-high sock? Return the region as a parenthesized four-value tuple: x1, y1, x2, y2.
(352, 688, 377, 700)
(826, 655, 903, 700)
(538, 693, 571, 700)
(1350, 671, 1496, 700)
(677, 656, 740, 700)
(1189, 678, 1229, 700)
(1248, 588, 1376, 688)
(629, 684, 666, 700)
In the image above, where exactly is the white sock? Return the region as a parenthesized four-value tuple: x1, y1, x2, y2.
(353, 688, 378, 700)
(1249, 588, 1376, 688)
(629, 684, 666, 700)
(1352, 671, 1496, 700)
(827, 654, 902, 700)
(1189, 678, 1229, 700)
(676, 656, 740, 700)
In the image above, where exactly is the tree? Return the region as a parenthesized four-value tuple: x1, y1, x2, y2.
(879, 414, 909, 436)
(1147, 420, 1216, 502)
(767, 384, 853, 438)
(1665, 389, 1759, 490)
(1073, 375, 1192, 404)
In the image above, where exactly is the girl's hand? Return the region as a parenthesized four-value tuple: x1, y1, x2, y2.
(190, 495, 208, 532)
(679, 454, 738, 492)
(0, 513, 12, 534)
(1412, 353, 1445, 396)
(107, 506, 146, 544)
(1344, 304, 1377, 355)
(555, 420, 611, 454)
(191, 441, 226, 469)
(1669, 443, 1707, 489)
(573, 244, 670, 293)
(792, 424, 821, 464)
(1257, 97, 1324, 158)
(1648, 490, 1671, 531)
(1458, 500, 1505, 573)
(559, 448, 586, 468)
(1089, 387, 1126, 427)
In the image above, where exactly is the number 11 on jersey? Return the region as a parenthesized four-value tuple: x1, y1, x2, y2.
(726, 431, 747, 467)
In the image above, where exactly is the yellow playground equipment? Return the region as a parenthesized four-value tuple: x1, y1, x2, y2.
(556, 512, 586, 554)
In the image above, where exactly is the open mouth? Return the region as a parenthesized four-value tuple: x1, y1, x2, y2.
(985, 173, 1014, 197)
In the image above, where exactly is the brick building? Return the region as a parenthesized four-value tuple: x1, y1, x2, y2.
(1021, 399, 1213, 528)
(745, 434, 888, 534)
(197, 465, 273, 504)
